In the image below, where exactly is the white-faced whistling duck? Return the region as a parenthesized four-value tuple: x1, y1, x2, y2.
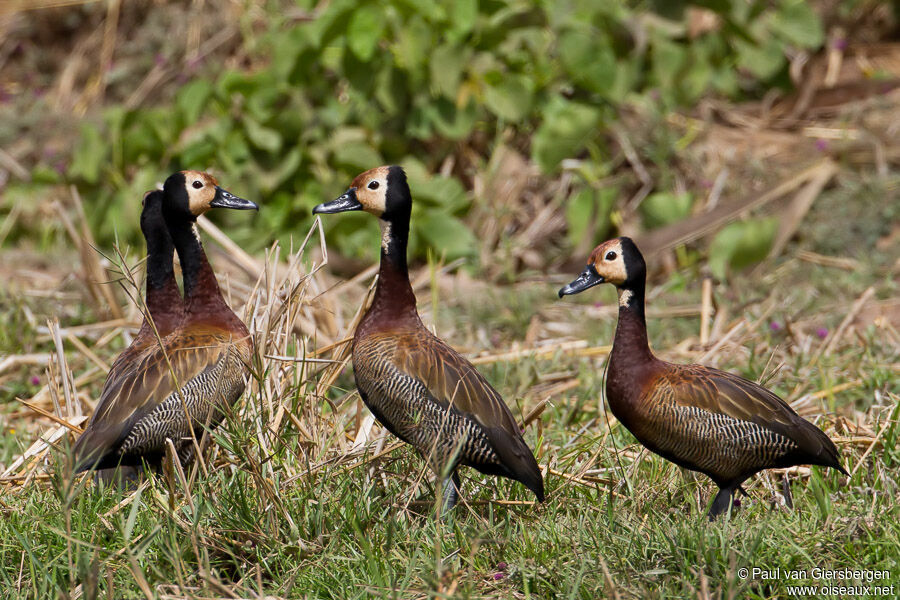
(313, 165, 544, 509)
(72, 172, 257, 472)
(559, 237, 847, 518)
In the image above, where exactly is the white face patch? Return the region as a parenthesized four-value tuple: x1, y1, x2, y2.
(182, 170, 217, 216)
(352, 166, 390, 216)
(592, 239, 628, 286)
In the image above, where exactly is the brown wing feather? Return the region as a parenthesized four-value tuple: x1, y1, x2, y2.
(383, 327, 543, 500)
(663, 363, 844, 469)
(393, 328, 521, 436)
(73, 324, 250, 470)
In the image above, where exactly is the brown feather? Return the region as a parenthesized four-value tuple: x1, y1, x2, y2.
(73, 325, 250, 471)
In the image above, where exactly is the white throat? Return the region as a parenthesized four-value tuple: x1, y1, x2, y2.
(379, 220, 392, 252)
(617, 288, 633, 307)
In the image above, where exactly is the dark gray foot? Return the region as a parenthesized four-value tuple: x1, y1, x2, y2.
(781, 474, 794, 510)
(708, 487, 735, 520)
(440, 471, 462, 513)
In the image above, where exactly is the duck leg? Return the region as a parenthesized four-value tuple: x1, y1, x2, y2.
(441, 470, 462, 513)
(781, 474, 793, 510)
(708, 486, 735, 520)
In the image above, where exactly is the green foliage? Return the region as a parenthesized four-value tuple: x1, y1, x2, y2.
(61, 0, 826, 265)
(640, 191, 694, 229)
(708, 217, 778, 279)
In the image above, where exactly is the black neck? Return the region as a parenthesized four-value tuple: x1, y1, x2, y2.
(372, 209, 416, 313)
(164, 213, 222, 305)
(145, 226, 175, 293)
(612, 279, 654, 363)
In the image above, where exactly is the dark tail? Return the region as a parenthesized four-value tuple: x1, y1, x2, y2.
(485, 426, 545, 502)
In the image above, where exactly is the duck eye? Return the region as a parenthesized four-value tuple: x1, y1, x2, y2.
(605, 251, 617, 261)
(367, 181, 380, 190)
(192, 180, 203, 189)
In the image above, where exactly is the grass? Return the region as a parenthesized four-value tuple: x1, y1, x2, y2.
(1, 188, 898, 599)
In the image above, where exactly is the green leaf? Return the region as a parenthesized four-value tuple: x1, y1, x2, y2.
(68, 124, 106, 184)
(392, 17, 432, 73)
(558, 29, 617, 97)
(417, 212, 477, 259)
(347, 5, 385, 61)
(258, 147, 304, 193)
(243, 118, 282, 153)
(482, 74, 533, 121)
(449, 0, 478, 37)
(566, 187, 594, 247)
(430, 44, 468, 98)
(640, 192, 694, 229)
(532, 97, 602, 173)
(425, 98, 476, 140)
(735, 37, 786, 80)
(176, 79, 213, 124)
(708, 218, 778, 279)
(333, 144, 383, 173)
(771, 0, 824, 48)
(566, 186, 616, 246)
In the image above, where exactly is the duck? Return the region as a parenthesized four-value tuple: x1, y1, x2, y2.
(558, 237, 847, 518)
(72, 171, 257, 472)
(313, 165, 544, 509)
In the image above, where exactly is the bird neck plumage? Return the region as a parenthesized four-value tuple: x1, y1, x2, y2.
(141, 227, 182, 335)
(168, 217, 228, 314)
(371, 212, 417, 318)
(612, 279, 653, 364)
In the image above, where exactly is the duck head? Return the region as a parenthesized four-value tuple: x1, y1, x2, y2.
(312, 165, 411, 221)
(559, 237, 646, 298)
(162, 170, 258, 219)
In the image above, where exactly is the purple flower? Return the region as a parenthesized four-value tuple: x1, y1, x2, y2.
(833, 38, 847, 51)
(769, 322, 782, 332)
(154, 53, 166, 67)
(30, 376, 40, 386)
(593, 301, 603, 308)
(497, 562, 507, 571)
(493, 572, 504, 580)
(700, 178, 714, 189)
(815, 138, 828, 152)
(816, 327, 828, 339)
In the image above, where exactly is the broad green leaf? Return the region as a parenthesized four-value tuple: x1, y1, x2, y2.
(243, 118, 282, 153)
(708, 218, 778, 279)
(333, 144, 383, 173)
(347, 5, 384, 61)
(425, 98, 476, 140)
(566, 187, 594, 247)
(417, 212, 477, 259)
(392, 17, 431, 72)
(640, 192, 693, 229)
(532, 97, 602, 173)
(735, 37, 785, 80)
(566, 186, 616, 246)
(68, 124, 105, 184)
(176, 79, 213, 124)
(449, 0, 478, 37)
(558, 29, 617, 96)
(482, 74, 533, 121)
(258, 147, 304, 192)
(430, 44, 468, 98)
(771, 0, 824, 48)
